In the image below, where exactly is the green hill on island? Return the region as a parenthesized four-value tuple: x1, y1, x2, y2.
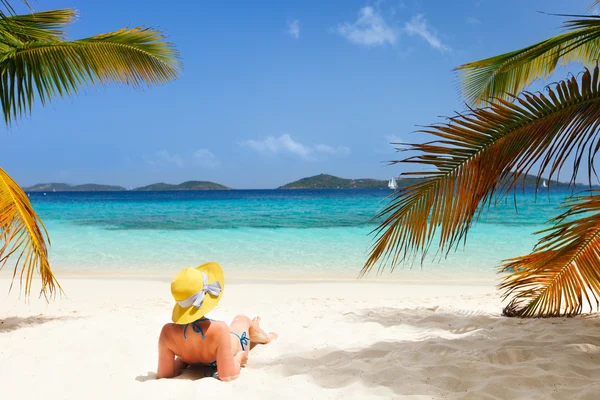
(279, 173, 571, 189)
(24, 183, 126, 192)
(134, 181, 230, 191)
(279, 174, 394, 189)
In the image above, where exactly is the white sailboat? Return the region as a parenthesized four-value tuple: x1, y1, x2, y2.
(542, 180, 548, 188)
(388, 177, 398, 190)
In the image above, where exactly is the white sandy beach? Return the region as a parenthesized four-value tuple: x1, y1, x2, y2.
(1, 275, 600, 400)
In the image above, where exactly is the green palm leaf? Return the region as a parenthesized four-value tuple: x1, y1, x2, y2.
(0, 10, 181, 123)
(456, 15, 600, 106)
(0, 1, 28, 19)
(363, 67, 600, 277)
(0, 167, 59, 297)
(0, 9, 75, 42)
(0, 7, 180, 297)
(500, 192, 600, 317)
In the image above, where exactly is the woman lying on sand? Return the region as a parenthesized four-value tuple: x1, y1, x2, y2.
(157, 262, 277, 381)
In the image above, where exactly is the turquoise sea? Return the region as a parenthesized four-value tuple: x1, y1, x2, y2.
(28, 188, 576, 279)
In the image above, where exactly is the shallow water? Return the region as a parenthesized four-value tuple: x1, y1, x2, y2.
(27, 188, 578, 278)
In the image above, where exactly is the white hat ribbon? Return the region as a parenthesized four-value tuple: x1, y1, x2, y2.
(177, 272, 222, 309)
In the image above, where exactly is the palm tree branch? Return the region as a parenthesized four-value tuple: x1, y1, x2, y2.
(500, 192, 600, 317)
(0, 9, 75, 42)
(0, 26, 181, 123)
(0, 167, 59, 297)
(0, 1, 29, 19)
(456, 16, 600, 107)
(363, 67, 600, 277)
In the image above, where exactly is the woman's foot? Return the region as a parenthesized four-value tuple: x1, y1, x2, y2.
(249, 317, 278, 344)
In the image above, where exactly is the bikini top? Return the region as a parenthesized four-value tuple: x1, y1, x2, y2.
(183, 317, 249, 351)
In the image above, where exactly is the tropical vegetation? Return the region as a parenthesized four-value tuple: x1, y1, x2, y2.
(365, 2, 600, 317)
(279, 173, 397, 189)
(24, 183, 127, 192)
(133, 181, 230, 191)
(0, 1, 179, 298)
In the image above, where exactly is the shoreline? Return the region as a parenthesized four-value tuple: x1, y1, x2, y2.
(39, 267, 500, 285)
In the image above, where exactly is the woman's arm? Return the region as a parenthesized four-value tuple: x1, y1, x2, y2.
(157, 324, 186, 378)
(213, 322, 241, 381)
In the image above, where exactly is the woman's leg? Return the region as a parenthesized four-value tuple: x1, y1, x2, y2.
(228, 315, 278, 364)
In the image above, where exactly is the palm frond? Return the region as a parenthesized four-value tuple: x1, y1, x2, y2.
(0, 23, 181, 123)
(500, 192, 600, 317)
(0, 9, 75, 42)
(363, 67, 600, 276)
(0, 1, 29, 19)
(0, 167, 59, 297)
(456, 15, 600, 106)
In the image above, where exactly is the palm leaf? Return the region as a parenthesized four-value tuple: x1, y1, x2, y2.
(500, 192, 600, 317)
(456, 15, 600, 106)
(363, 67, 600, 276)
(0, 9, 75, 42)
(0, 1, 29, 19)
(0, 167, 59, 297)
(0, 13, 181, 123)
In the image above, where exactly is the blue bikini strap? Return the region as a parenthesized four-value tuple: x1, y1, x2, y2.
(230, 331, 249, 351)
(183, 317, 211, 340)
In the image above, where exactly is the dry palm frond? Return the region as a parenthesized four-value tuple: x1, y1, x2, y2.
(0, 9, 181, 124)
(456, 15, 600, 106)
(363, 67, 600, 276)
(0, 167, 59, 297)
(500, 192, 600, 317)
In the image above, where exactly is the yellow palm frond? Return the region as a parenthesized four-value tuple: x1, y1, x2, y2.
(0, 167, 59, 297)
(0, 10, 181, 123)
(500, 192, 600, 317)
(456, 15, 600, 106)
(363, 67, 600, 277)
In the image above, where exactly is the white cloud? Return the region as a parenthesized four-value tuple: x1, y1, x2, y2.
(241, 134, 350, 161)
(287, 19, 300, 39)
(156, 150, 184, 168)
(337, 6, 398, 46)
(466, 16, 481, 25)
(243, 134, 313, 159)
(194, 149, 220, 169)
(405, 14, 449, 52)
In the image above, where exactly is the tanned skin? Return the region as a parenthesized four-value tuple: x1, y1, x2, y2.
(157, 315, 277, 381)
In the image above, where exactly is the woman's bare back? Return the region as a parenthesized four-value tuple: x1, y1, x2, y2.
(157, 315, 276, 381)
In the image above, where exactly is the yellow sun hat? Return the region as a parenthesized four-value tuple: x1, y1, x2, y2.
(171, 262, 225, 325)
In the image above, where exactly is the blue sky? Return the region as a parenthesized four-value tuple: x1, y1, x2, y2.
(3, 0, 596, 189)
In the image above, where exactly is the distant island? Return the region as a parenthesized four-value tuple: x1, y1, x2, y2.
(133, 181, 230, 191)
(24, 183, 126, 192)
(24, 180, 230, 192)
(22, 174, 574, 192)
(278, 173, 571, 190)
(279, 174, 413, 189)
